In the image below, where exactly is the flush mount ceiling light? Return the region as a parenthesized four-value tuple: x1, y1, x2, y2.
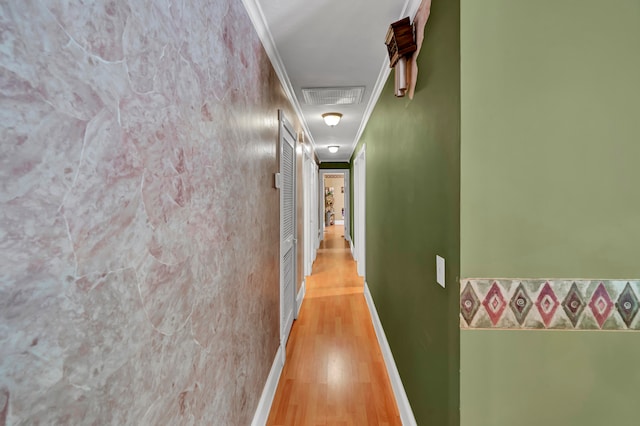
(322, 112, 343, 127)
(328, 145, 339, 153)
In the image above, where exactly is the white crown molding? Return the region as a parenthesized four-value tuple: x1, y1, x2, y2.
(348, 0, 423, 161)
(241, 0, 316, 152)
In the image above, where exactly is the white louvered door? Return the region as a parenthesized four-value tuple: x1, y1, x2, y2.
(279, 110, 296, 354)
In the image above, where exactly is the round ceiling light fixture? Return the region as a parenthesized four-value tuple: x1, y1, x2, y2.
(328, 145, 339, 153)
(322, 112, 343, 127)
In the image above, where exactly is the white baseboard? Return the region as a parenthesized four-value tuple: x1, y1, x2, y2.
(345, 234, 352, 255)
(364, 283, 417, 426)
(335, 219, 345, 225)
(251, 345, 284, 426)
(296, 279, 306, 318)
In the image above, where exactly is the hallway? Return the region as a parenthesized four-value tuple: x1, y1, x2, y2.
(267, 225, 401, 425)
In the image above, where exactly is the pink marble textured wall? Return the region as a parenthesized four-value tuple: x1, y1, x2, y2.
(0, 0, 297, 423)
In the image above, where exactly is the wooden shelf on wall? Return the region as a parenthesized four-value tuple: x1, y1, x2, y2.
(385, 17, 417, 68)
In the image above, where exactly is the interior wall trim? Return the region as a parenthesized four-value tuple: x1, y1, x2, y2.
(348, 0, 423, 160)
(296, 279, 306, 318)
(240, 0, 315, 151)
(250, 345, 284, 426)
(461, 278, 640, 331)
(319, 169, 351, 242)
(364, 282, 418, 426)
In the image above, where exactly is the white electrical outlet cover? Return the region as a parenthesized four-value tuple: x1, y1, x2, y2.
(436, 255, 445, 288)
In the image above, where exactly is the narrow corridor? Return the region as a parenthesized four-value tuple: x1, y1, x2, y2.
(267, 225, 401, 425)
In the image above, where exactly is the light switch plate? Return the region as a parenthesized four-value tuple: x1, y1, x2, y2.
(274, 173, 281, 189)
(436, 255, 445, 288)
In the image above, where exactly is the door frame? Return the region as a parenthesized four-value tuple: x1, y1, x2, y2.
(319, 169, 350, 242)
(353, 145, 366, 277)
(303, 148, 318, 277)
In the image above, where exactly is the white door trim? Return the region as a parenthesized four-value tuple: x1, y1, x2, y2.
(319, 169, 350, 241)
(303, 150, 313, 277)
(314, 163, 320, 252)
(353, 145, 366, 277)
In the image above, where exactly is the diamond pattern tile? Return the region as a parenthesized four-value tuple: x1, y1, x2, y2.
(509, 283, 532, 325)
(535, 282, 559, 328)
(589, 282, 614, 328)
(482, 282, 507, 326)
(562, 282, 585, 327)
(616, 282, 639, 327)
(460, 282, 480, 325)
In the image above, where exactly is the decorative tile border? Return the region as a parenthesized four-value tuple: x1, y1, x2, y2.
(460, 279, 640, 330)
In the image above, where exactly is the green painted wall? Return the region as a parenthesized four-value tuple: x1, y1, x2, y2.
(461, 0, 640, 278)
(352, 0, 460, 424)
(461, 1, 640, 425)
(461, 330, 640, 426)
(319, 162, 350, 169)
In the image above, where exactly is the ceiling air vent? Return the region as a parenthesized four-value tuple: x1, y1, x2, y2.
(301, 86, 365, 106)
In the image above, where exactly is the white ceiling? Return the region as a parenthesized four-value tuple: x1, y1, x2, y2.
(246, 0, 421, 162)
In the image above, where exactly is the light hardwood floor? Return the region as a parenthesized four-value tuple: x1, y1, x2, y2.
(267, 225, 401, 426)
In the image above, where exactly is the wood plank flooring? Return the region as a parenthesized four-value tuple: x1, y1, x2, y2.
(267, 225, 401, 426)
